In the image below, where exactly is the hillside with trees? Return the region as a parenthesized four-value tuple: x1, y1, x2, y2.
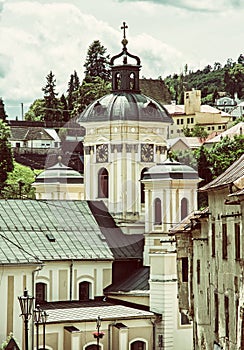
(164, 54, 244, 105)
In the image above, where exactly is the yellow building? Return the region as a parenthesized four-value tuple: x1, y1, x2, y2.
(165, 90, 232, 138)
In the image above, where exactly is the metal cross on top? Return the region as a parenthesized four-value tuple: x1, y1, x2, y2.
(121, 22, 128, 39)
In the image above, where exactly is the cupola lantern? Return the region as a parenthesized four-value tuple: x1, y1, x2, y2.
(110, 22, 141, 93)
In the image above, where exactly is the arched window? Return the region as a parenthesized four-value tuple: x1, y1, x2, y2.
(140, 168, 148, 204)
(181, 197, 188, 220)
(131, 340, 146, 350)
(130, 72, 135, 90)
(35, 282, 47, 303)
(154, 198, 162, 225)
(98, 168, 109, 198)
(115, 72, 121, 90)
(79, 281, 91, 301)
(85, 345, 101, 350)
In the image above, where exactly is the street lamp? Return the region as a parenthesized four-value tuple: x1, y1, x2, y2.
(92, 316, 105, 350)
(33, 304, 42, 350)
(18, 289, 34, 350)
(33, 305, 48, 350)
(41, 310, 48, 350)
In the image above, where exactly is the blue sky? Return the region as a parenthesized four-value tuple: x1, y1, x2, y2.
(1, 0, 243, 119)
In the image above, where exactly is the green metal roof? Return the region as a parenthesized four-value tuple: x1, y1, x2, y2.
(0, 200, 113, 265)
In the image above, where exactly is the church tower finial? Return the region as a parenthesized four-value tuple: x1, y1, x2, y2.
(121, 21, 128, 48)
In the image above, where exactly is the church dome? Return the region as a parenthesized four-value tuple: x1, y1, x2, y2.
(34, 158, 84, 184)
(78, 92, 172, 123)
(78, 22, 172, 125)
(142, 158, 199, 180)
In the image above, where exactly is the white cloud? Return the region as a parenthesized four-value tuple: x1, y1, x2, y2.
(1, 0, 243, 118)
(0, 0, 185, 116)
(0, 2, 118, 112)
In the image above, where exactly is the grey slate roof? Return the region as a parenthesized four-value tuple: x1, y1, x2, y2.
(0, 200, 113, 264)
(104, 267, 150, 293)
(41, 300, 154, 324)
(88, 200, 144, 260)
(199, 154, 244, 192)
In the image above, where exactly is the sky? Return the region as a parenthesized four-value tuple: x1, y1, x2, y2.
(1, 0, 243, 119)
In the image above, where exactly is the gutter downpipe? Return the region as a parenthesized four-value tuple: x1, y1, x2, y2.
(31, 264, 44, 350)
(70, 260, 73, 300)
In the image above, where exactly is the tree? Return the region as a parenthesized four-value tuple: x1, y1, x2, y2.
(83, 40, 111, 82)
(224, 63, 244, 98)
(0, 121, 14, 194)
(71, 76, 111, 118)
(4, 162, 40, 199)
(24, 99, 45, 121)
(209, 135, 244, 178)
(183, 125, 208, 138)
(67, 71, 80, 116)
(42, 71, 61, 122)
(0, 98, 7, 121)
(60, 94, 69, 123)
(237, 54, 244, 65)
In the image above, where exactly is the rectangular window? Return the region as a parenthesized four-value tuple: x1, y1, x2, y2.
(191, 118, 194, 123)
(177, 119, 180, 125)
(212, 222, 215, 257)
(197, 259, 200, 284)
(222, 223, 227, 259)
(182, 257, 188, 282)
(181, 119, 184, 124)
(187, 118, 190, 124)
(180, 312, 191, 325)
(235, 223, 240, 260)
(214, 293, 219, 333)
(225, 295, 229, 338)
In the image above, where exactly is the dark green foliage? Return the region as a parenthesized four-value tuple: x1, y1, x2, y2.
(183, 125, 208, 138)
(67, 70, 80, 114)
(71, 77, 111, 118)
(208, 135, 244, 178)
(165, 54, 244, 104)
(24, 99, 45, 121)
(0, 98, 7, 121)
(42, 71, 62, 122)
(0, 121, 14, 193)
(60, 94, 69, 123)
(84, 40, 111, 82)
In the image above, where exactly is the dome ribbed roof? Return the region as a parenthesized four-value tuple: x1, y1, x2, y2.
(78, 92, 172, 123)
(142, 159, 199, 180)
(34, 161, 84, 184)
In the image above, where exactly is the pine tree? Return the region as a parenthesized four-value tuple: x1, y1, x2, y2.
(42, 71, 61, 122)
(0, 98, 7, 121)
(60, 94, 69, 123)
(67, 71, 80, 114)
(83, 40, 111, 82)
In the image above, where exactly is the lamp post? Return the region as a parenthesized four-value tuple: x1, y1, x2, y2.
(33, 304, 42, 350)
(41, 310, 48, 350)
(18, 289, 34, 350)
(92, 316, 105, 350)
